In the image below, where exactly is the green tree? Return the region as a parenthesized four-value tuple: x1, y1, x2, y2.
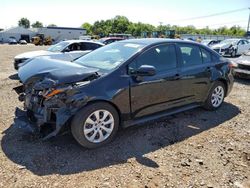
(31, 21, 43, 28)
(18, 18, 30, 28)
(48, 24, 57, 27)
(80, 15, 246, 37)
(82, 22, 93, 35)
(111, 15, 130, 33)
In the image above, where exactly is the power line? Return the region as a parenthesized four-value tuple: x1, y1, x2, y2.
(196, 20, 248, 28)
(168, 8, 248, 22)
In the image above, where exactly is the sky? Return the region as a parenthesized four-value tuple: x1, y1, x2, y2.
(0, 0, 249, 30)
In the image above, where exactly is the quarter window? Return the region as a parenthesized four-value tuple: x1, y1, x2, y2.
(129, 44, 177, 73)
(201, 48, 212, 63)
(178, 44, 203, 66)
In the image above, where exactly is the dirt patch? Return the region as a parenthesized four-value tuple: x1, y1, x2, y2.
(0, 44, 249, 187)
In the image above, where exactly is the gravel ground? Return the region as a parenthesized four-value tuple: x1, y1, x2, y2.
(0, 44, 249, 188)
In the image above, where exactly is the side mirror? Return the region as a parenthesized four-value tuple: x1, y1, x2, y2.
(135, 65, 156, 76)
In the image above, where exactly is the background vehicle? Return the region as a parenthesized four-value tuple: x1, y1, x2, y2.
(108, 33, 133, 39)
(212, 38, 250, 57)
(201, 39, 220, 47)
(232, 50, 250, 79)
(31, 34, 52, 46)
(14, 40, 104, 69)
(165, 30, 176, 38)
(16, 39, 234, 148)
(19, 40, 27, 45)
(99, 37, 124, 45)
(8, 38, 17, 45)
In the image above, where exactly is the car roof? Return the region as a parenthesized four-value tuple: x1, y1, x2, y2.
(223, 38, 241, 41)
(101, 37, 124, 40)
(63, 40, 104, 46)
(118, 38, 200, 45)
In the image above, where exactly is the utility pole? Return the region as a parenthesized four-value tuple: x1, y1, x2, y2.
(247, 7, 250, 32)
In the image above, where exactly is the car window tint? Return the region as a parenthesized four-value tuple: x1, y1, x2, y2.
(69, 43, 81, 51)
(201, 48, 212, 63)
(130, 44, 177, 73)
(243, 40, 249, 44)
(80, 43, 100, 50)
(178, 44, 202, 66)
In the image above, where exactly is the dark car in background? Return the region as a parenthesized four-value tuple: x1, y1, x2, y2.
(15, 39, 234, 148)
(99, 37, 124, 45)
(8, 38, 18, 45)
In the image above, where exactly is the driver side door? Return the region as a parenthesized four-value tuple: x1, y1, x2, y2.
(129, 43, 184, 119)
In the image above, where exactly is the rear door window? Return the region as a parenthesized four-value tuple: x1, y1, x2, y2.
(201, 48, 212, 63)
(177, 44, 203, 67)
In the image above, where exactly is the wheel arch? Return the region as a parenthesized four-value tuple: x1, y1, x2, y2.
(81, 99, 122, 125)
(215, 78, 228, 96)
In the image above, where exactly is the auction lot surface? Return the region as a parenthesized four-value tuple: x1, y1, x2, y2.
(0, 44, 249, 188)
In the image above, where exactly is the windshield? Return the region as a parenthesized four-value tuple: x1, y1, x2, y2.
(220, 39, 239, 45)
(201, 40, 211, 45)
(47, 41, 70, 52)
(74, 42, 144, 72)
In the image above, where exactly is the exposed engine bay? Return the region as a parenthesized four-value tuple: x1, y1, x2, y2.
(14, 72, 100, 139)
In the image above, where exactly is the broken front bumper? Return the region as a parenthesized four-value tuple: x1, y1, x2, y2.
(14, 87, 74, 139)
(233, 68, 250, 79)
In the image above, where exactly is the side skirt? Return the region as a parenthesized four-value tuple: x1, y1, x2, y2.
(122, 103, 201, 128)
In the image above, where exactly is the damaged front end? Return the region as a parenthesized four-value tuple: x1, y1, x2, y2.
(14, 74, 99, 139)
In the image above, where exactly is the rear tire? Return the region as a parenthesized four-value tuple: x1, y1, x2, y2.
(71, 102, 119, 149)
(203, 81, 226, 111)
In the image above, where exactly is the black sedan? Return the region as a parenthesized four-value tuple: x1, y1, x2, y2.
(15, 39, 234, 148)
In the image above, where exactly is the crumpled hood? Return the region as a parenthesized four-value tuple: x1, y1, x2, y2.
(15, 50, 55, 59)
(18, 57, 99, 84)
(212, 43, 233, 49)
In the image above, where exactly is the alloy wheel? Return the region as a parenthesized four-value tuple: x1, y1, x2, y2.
(83, 110, 114, 143)
(211, 86, 224, 108)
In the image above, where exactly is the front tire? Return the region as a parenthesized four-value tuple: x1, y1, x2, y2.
(71, 102, 119, 148)
(231, 49, 237, 57)
(204, 81, 226, 111)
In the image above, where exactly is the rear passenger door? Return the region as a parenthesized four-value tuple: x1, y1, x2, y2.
(177, 43, 212, 104)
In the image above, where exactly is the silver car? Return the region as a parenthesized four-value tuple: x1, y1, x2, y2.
(14, 40, 104, 69)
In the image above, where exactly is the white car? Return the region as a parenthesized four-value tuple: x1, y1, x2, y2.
(211, 38, 250, 57)
(19, 40, 27, 45)
(14, 40, 104, 70)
